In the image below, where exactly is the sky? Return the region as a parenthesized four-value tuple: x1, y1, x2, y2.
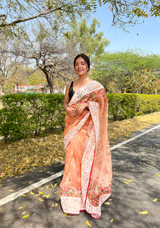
(89, 4, 160, 56)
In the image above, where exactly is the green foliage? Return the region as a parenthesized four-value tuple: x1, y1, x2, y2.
(0, 94, 65, 141)
(91, 50, 160, 93)
(1, 92, 160, 142)
(124, 67, 160, 94)
(107, 93, 160, 121)
(2, 66, 47, 93)
(0, 0, 93, 39)
(1, 0, 160, 37)
(64, 18, 110, 60)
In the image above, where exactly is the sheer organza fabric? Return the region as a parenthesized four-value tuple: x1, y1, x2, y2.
(60, 81, 112, 219)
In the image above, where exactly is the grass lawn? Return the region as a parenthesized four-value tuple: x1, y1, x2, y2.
(0, 111, 160, 182)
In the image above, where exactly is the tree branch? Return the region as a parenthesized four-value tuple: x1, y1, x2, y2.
(0, 7, 62, 27)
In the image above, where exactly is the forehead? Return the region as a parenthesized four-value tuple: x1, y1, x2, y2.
(75, 57, 86, 64)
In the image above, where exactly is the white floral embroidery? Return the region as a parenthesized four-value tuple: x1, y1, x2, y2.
(60, 196, 85, 214)
(69, 80, 103, 107)
(86, 193, 111, 218)
(81, 128, 95, 205)
(88, 101, 99, 144)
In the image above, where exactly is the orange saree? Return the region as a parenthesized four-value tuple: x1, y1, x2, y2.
(60, 80, 112, 219)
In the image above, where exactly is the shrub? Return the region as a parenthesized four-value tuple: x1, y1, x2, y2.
(107, 93, 160, 120)
(0, 93, 160, 141)
(0, 94, 65, 141)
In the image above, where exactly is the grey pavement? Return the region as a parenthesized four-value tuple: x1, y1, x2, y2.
(0, 123, 160, 228)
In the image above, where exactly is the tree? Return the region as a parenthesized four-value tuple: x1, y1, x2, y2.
(0, 0, 92, 38)
(11, 24, 74, 93)
(0, 40, 19, 96)
(97, 0, 160, 31)
(2, 66, 46, 94)
(124, 67, 160, 94)
(1, 1, 160, 36)
(64, 18, 110, 61)
(91, 50, 160, 93)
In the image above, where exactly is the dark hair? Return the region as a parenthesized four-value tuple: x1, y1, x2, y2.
(74, 53, 90, 72)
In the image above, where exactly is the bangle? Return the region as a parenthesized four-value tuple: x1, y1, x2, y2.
(64, 104, 69, 111)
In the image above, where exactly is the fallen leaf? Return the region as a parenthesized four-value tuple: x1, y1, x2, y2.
(153, 198, 157, 202)
(22, 215, 29, 218)
(18, 207, 23, 209)
(51, 183, 58, 188)
(35, 191, 43, 196)
(123, 182, 129, 184)
(22, 211, 27, 214)
(139, 211, 148, 214)
(109, 199, 113, 201)
(47, 185, 50, 189)
(55, 203, 58, 207)
(39, 198, 44, 201)
(54, 191, 58, 194)
(38, 170, 43, 172)
(127, 180, 132, 182)
(156, 174, 160, 177)
(64, 213, 67, 216)
(9, 190, 13, 192)
(110, 218, 113, 222)
(30, 191, 34, 195)
(86, 220, 92, 227)
(21, 194, 26, 197)
(104, 202, 110, 205)
(42, 194, 50, 198)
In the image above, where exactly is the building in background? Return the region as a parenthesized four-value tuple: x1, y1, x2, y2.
(14, 84, 65, 94)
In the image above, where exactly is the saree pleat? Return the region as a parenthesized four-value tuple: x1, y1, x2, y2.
(60, 81, 112, 218)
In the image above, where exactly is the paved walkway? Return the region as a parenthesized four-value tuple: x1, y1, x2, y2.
(0, 123, 160, 228)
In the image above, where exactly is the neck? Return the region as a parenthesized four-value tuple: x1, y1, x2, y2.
(77, 74, 89, 82)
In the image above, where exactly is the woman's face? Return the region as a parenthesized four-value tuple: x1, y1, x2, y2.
(74, 57, 88, 76)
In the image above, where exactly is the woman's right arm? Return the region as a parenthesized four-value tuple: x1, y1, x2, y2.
(63, 82, 76, 117)
(63, 82, 71, 111)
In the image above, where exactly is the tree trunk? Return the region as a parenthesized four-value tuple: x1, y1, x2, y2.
(42, 69, 54, 94)
(0, 85, 2, 97)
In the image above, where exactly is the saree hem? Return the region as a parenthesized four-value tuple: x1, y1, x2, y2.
(60, 196, 85, 214)
(60, 193, 111, 218)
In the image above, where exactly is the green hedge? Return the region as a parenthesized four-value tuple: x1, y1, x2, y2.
(0, 94, 65, 141)
(0, 93, 160, 141)
(107, 93, 160, 120)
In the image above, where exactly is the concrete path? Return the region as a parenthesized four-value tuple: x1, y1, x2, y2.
(0, 123, 160, 228)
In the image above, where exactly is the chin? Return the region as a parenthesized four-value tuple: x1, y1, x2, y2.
(77, 72, 86, 76)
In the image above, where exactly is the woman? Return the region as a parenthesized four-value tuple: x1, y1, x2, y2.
(60, 53, 112, 219)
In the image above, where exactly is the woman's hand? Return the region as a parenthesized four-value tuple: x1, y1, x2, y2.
(76, 103, 89, 115)
(66, 106, 77, 117)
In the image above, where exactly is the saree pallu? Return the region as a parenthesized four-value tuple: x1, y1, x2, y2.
(60, 80, 112, 219)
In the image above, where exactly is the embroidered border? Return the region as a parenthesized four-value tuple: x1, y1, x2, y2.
(81, 127, 95, 205)
(69, 81, 103, 107)
(88, 101, 99, 144)
(63, 112, 90, 149)
(60, 196, 85, 214)
(86, 193, 111, 218)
